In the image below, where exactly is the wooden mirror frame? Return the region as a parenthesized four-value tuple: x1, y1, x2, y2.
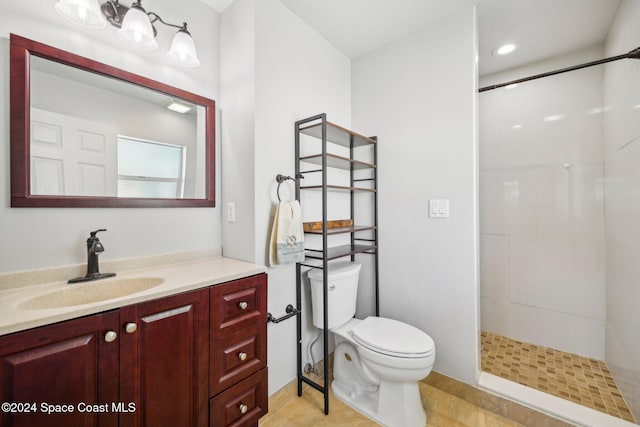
(10, 34, 216, 208)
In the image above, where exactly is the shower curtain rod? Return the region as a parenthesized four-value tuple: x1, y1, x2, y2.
(479, 46, 640, 92)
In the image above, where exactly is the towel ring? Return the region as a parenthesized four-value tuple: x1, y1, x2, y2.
(275, 174, 295, 202)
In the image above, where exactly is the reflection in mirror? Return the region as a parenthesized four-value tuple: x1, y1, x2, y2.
(10, 33, 215, 208)
(29, 56, 205, 199)
(117, 136, 187, 198)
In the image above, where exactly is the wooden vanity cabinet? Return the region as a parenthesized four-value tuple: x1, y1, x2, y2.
(0, 273, 268, 427)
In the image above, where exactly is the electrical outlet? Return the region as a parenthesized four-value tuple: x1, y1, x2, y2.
(227, 202, 236, 223)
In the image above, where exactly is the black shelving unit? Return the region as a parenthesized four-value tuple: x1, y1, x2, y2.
(294, 113, 379, 415)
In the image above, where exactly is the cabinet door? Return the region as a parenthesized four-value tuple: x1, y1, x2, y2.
(0, 311, 119, 427)
(119, 288, 209, 427)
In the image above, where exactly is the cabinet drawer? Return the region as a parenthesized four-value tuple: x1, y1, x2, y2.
(210, 368, 268, 427)
(210, 274, 267, 333)
(211, 322, 266, 395)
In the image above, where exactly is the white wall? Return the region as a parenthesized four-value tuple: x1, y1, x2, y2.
(0, 0, 221, 273)
(479, 46, 607, 360)
(255, 0, 352, 393)
(351, 7, 479, 384)
(220, 0, 256, 262)
(603, 0, 640, 419)
(220, 0, 351, 394)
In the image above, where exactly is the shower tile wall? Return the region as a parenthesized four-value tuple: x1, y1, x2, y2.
(603, 0, 640, 420)
(479, 45, 606, 360)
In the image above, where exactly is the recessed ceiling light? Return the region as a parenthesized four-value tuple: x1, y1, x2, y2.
(633, 104, 640, 110)
(512, 124, 523, 129)
(493, 43, 516, 56)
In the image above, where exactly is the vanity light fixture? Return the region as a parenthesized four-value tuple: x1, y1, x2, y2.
(54, 0, 200, 67)
(493, 43, 516, 56)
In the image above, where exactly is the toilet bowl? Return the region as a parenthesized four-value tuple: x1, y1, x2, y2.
(308, 262, 436, 427)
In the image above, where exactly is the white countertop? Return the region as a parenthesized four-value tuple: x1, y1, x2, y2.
(0, 257, 266, 336)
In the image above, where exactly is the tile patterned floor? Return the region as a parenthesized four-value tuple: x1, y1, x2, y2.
(260, 371, 572, 427)
(481, 331, 637, 423)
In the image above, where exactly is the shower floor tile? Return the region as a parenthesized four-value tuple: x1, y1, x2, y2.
(481, 331, 637, 423)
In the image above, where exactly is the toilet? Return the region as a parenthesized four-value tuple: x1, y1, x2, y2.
(308, 262, 435, 427)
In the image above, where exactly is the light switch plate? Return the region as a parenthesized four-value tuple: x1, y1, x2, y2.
(227, 202, 236, 222)
(429, 199, 450, 218)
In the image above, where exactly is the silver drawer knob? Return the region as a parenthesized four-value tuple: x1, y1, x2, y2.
(239, 403, 248, 414)
(125, 323, 137, 334)
(104, 331, 117, 343)
(238, 301, 248, 310)
(238, 352, 247, 361)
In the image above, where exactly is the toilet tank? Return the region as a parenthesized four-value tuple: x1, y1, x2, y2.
(308, 262, 361, 329)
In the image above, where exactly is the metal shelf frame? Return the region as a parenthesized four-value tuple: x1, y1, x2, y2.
(294, 113, 379, 415)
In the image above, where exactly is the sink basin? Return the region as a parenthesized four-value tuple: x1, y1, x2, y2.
(20, 277, 165, 310)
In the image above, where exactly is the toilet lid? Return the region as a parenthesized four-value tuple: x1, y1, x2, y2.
(350, 317, 434, 358)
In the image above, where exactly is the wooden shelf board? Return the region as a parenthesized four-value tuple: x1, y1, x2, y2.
(304, 225, 376, 235)
(299, 121, 376, 147)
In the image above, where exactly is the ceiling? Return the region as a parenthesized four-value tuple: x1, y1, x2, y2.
(204, 0, 623, 76)
(475, 0, 622, 75)
(199, 0, 236, 13)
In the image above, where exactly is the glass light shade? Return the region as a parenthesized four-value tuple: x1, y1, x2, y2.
(55, 0, 106, 28)
(117, 5, 158, 50)
(167, 30, 200, 68)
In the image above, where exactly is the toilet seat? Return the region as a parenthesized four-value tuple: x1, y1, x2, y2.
(350, 317, 434, 359)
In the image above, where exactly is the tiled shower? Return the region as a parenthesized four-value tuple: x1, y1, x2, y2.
(478, 1, 640, 422)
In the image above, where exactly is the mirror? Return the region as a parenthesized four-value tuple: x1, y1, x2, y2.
(10, 33, 215, 207)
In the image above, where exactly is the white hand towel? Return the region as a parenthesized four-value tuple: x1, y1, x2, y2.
(269, 201, 304, 266)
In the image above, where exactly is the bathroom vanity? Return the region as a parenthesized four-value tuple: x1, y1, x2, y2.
(0, 257, 268, 427)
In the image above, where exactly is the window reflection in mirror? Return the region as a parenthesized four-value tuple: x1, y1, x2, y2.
(117, 136, 186, 198)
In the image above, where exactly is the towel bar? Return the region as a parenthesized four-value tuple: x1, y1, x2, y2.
(267, 304, 300, 323)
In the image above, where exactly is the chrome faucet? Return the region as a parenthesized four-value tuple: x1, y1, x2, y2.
(68, 229, 116, 283)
